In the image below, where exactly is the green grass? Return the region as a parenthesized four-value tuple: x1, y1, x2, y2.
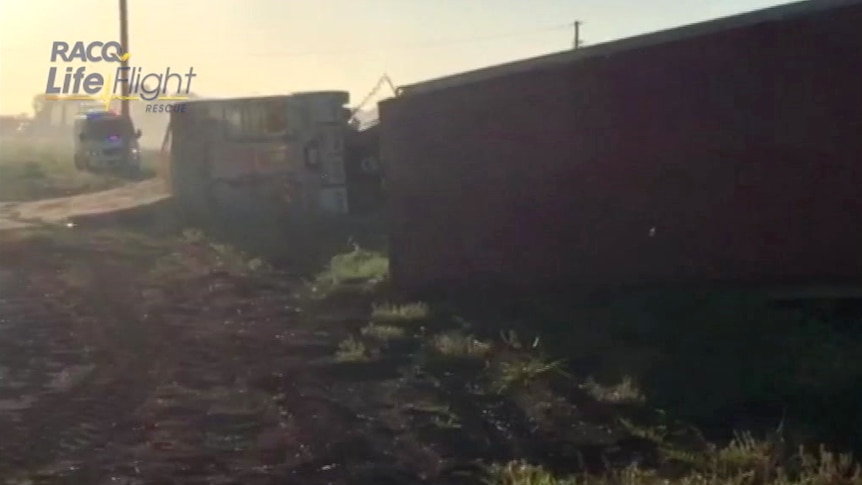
(300, 246, 862, 485)
(429, 331, 492, 359)
(492, 356, 568, 393)
(144, 229, 275, 286)
(581, 376, 645, 404)
(0, 139, 157, 202)
(360, 322, 407, 341)
(371, 302, 430, 324)
(486, 440, 862, 484)
(208, 241, 271, 274)
(312, 246, 389, 295)
(326, 247, 388, 282)
(334, 336, 370, 362)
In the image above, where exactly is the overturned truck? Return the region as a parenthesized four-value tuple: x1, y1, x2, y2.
(163, 92, 355, 226)
(380, 0, 862, 295)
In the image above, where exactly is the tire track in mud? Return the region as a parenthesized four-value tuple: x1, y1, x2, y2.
(79, 272, 429, 484)
(3, 234, 588, 484)
(0, 235, 355, 483)
(104, 282, 353, 484)
(0, 259, 159, 482)
(0, 362, 152, 477)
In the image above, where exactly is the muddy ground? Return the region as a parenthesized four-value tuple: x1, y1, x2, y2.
(0, 224, 859, 485)
(0, 226, 638, 485)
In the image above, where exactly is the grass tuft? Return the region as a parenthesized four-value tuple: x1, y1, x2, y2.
(334, 337, 369, 362)
(487, 440, 862, 484)
(429, 331, 492, 359)
(486, 461, 578, 485)
(209, 242, 271, 274)
(371, 302, 429, 324)
(493, 357, 568, 394)
(361, 322, 407, 341)
(581, 376, 645, 404)
(313, 247, 388, 294)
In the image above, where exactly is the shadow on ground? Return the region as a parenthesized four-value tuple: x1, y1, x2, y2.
(0, 213, 859, 485)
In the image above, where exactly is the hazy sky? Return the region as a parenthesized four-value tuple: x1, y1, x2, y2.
(0, 0, 796, 116)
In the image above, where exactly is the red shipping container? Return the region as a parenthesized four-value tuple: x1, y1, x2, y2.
(380, 0, 862, 294)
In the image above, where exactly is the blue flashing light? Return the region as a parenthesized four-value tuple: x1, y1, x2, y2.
(82, 110, 119, 120)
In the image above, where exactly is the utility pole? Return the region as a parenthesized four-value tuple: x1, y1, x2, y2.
(573, 20, 582, 49)
(119, 0, 130, 119)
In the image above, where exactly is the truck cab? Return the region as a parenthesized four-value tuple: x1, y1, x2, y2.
(73, 111, 142, 174)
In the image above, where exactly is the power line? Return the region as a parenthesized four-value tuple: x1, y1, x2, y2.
(573, 20, 583, 49)
(242, 24, 572, 58)
(3, 23, 574, 64)
(119, 0, 130, 119)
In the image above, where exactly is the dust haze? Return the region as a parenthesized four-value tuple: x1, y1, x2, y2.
(0, 91, 190, 149)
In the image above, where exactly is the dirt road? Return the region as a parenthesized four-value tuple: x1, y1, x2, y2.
(0, 179, 169, 230)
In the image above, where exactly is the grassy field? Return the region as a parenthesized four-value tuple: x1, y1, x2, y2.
(313, 247, 862, 485)
(0, 138, 158, 202)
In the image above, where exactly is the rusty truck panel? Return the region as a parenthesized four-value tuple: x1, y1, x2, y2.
(380, 0, 862, 294)
(166, 92, 352, 221)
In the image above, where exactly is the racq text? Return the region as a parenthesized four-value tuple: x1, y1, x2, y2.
(145, 104, 187, 113)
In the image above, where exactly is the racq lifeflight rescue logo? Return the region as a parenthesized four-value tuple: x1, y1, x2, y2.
(44, 41, 196, 113)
